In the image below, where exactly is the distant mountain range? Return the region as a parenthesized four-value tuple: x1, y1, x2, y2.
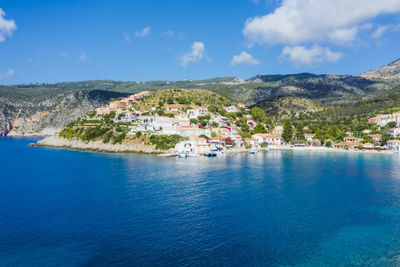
(1, 58, 400, 136)
(360, 58, 400, 80)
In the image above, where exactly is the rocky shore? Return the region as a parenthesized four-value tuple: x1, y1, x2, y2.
(30, 135, 172, 154)
(30, 135, 396, 157)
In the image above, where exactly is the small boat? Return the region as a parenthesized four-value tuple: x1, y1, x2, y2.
(178, 153, 187, 158)
(204, 153, 217, 157)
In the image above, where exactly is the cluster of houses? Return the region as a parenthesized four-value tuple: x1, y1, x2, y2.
(368, 113, 400, 127)
(367, 112, 400, 151)
(333, 134, 382, 150)
(368, 113, 400, 138)
(92, 91, 400, 154)
(96, 91, 151, 115)
(93, 92, 287, 153)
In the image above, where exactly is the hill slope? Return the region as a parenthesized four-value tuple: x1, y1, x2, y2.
(360, 58, 400, 81)
(0, 90, 127, 136)
(1, 57, 400, 136)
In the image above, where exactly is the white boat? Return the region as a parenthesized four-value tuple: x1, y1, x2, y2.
(186, 150, 200, 157)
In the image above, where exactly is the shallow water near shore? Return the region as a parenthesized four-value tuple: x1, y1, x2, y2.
(1, 137, 400, 266)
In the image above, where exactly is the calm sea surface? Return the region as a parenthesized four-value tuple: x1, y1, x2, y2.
(1, 137, 400, 266)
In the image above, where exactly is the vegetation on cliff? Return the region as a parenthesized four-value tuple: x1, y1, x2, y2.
(2, 57, 400, 138)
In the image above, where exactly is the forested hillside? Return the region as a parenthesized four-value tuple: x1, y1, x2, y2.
(1, 57, 399, 136)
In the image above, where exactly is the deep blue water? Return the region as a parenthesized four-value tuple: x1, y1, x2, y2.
(1, 137, 400, 266)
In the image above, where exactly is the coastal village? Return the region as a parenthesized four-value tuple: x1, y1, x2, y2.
(92, 90, 282, 156)
(50, 89, 400, 157)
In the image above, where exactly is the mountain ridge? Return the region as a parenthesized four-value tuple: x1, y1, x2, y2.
(1, 58, 400, 136)
(360, 58, 400, 80)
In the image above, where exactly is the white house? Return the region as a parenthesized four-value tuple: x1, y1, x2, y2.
(175, 113, 189, 120)
(210, 116, 229, 127)
(187, 135, 210, 154)
(129, 123, 155, 133)
(153, 118, 176, 132)
(305, 133, 315, 142)
(389, 127, 400, 137)
(166, 105, 181, 112)
(187, 107, 208, 118)
(175, 119, 190, 127)
(224, 105, 238, 113)
(210, 136, 226, 146)
(254, 134, 282, 146)
(119, 113, 138, 122)
(232, 134, 244, 148)
(369, 134, 382, 143)
(387, 140, 400, 151)
(244, 138, 259, 148)
(175, 141, 199, 156)
(272, 126, 284, 136)
(175, 126, 211, 137)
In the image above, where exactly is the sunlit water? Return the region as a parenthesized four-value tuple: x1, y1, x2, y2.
(1, 137, 400, 266)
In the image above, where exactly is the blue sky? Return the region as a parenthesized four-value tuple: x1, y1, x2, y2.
(1, 0, 400, 84)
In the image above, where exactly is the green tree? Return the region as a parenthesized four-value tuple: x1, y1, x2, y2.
(167, 97, 174, 104)
(190, 118, 199, 125)
(362, 135, 373, 143)
(282, 120, 293, 143)
(296, 123, 305, 140)
(325, 140, 332, 148)
(315, 129, 326, 143)
(253, 123, 267, 134)
(251, 107, 267, 123)
(241, 123, 250, 133)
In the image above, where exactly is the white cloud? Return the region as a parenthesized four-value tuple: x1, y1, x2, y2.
(123, 32, 131, 43)
(243, 0, 400, 46)
(231, 51, 260, 66)
(0, 69, 14, 80)
(372, 24, 400, 38)
(79, 53, 88, 61)
(282, 45, 342, 66)
(181, 42, 205, 67)
(58, 51, 70, 58)
(0, 8, 17, 42)
(161, 30, 174, 37)
(135, 27, 151, 38)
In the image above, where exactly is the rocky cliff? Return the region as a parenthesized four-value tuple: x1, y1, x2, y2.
(0, 90, 127, 136)
(33, 135, 173, 154)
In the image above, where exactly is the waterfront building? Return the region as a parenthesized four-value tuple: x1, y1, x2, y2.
(305, 133, 315, 142)
(389, 127, 400, 137)
(387, 140, 400, 151)
(369, 134, 382, 143)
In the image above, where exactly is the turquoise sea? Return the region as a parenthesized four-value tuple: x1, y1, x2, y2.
(1, 137, 400, 266)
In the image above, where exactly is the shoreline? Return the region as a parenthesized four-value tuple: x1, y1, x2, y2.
(29, 136, 396, 157)
(269, 146, 395, 155)
(28, 143, 163, 155)
(29, 135, 171, 155)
